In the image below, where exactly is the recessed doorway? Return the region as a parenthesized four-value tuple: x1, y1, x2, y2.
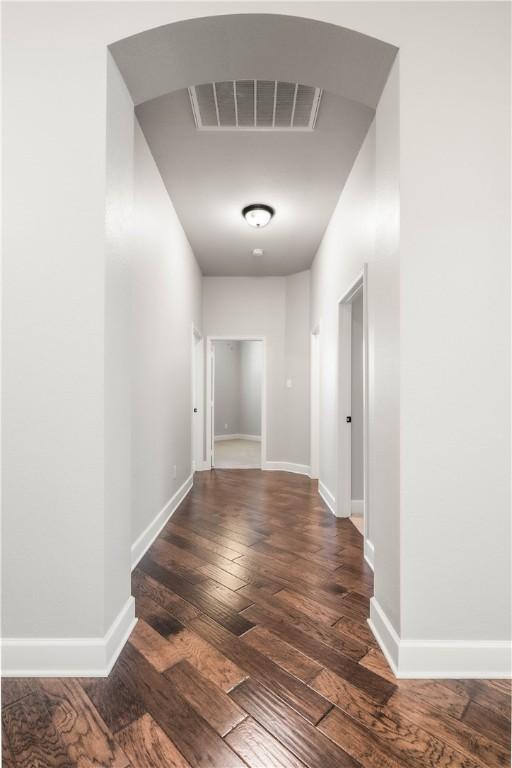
(336, 267, 370, 563)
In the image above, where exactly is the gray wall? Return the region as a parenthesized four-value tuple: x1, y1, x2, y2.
(214, 341, 241, 437)
(350, 289, 364, 502)
(285, 271, 311, 465)
(311, 78, 400, 626)
(214, 340, 263, 438)
(240, 341, 263, 437)
(131, 119, 202, 547)
(204, 273, 310, 467)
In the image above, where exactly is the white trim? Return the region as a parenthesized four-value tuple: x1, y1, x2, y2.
(191, 325, 205, 475)
(369, 597, 512, 679)
(214, 433, 261, 442)
(318, 481, 336, 515)
(1, 596, 136, 678)
(131, 473, 193, 570)
(364, 539, 375, 570)
(351, 499, 364, 516)
(263, 461, 310, 476)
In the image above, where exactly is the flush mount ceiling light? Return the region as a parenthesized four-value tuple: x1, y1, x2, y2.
(242, 204, 274, 228)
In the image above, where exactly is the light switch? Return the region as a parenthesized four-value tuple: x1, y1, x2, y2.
(286, 379, 292, 388)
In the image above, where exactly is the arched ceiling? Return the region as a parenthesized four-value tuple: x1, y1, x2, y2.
(110, 14, 397, 109)
(110, 15, 397, 276)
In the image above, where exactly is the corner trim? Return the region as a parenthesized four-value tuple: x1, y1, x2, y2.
(318, 481, 336, 515)
(131, 473, 193, 570)
(263, 461, 311, 476)
(368, 597, 511, 679)
(364, 539, 375, 570)
(1, 596, 136, 678)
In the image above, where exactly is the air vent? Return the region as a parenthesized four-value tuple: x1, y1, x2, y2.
(189, 80, 322, 131)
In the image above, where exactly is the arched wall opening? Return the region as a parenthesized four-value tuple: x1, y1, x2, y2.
(104, 11, 400, 676)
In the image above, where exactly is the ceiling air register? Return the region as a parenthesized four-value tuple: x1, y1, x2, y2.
(189, 80, 322, 131)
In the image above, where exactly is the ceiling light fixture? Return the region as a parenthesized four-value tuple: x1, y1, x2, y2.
(252, 248, 264, 256)
(242, 203, 274, 228)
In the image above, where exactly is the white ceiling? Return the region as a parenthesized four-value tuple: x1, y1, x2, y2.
(136, 87, 373, 276)
(112, 15, 397, 276)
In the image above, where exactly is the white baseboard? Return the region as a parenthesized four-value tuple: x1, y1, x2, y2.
(263, 461, 310, 476)
(364, 539, 375, 570)
(131, 473, 193, 570)
(351, 499, 364, 516)
(1, 596, 136, 678)
(214, 433, 261, 442)
(369, 597, 511, 679)
(318, 481, 336, 514)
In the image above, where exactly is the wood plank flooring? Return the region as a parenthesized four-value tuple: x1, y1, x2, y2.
(2, 470, 510, 767)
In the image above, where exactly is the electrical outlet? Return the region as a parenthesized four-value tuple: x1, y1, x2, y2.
(224, 423, 228, 430)
(172, 465, 177, 479)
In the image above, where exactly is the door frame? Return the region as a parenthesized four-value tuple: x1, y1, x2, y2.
(191, 325, 207, 472)
(336, 266, 370, 562)
(206, 335, 267, 469)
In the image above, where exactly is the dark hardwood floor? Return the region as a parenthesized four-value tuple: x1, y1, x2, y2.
(2, 470, 510, 767)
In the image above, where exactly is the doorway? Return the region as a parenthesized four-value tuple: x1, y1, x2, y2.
(206, 337, 265, 469)
(337, 267, 369, 554)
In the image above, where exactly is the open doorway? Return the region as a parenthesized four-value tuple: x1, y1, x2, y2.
(337, 267, 369, 553)
(208, 338, 264, 469)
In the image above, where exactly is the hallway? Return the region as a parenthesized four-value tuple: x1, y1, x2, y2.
(2, 470, 510, 768)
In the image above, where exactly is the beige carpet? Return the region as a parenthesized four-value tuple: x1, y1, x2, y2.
(214, 438, 261, 468)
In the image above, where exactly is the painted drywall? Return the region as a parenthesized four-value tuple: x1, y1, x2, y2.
(285, 271, 311, 465)
(350, 289, 364, 502)
(131, 120, 202, 547)
(204, 273, 310, 466)
(3, 2, 509, 675)
(104, 54, 136, 630)
(214, 341, 241, 436)
(371, 60, 400, 634)
(239, 341, 263, 437)
(311, 64, 401, 629)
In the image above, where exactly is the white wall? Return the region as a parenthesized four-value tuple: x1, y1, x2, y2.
(311, 61, 401, 630)
(311, 121, 377, 512)
(104, 54, 136, 631)
(204, 273, 310, 467)
(285, 271, 311, 466)
(240, 341, 263, 437)
(3, 1, 509, 677)
(214, 341, 241, 437)
(131, 120, 202, 547)
(350, 289, 364, 502)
